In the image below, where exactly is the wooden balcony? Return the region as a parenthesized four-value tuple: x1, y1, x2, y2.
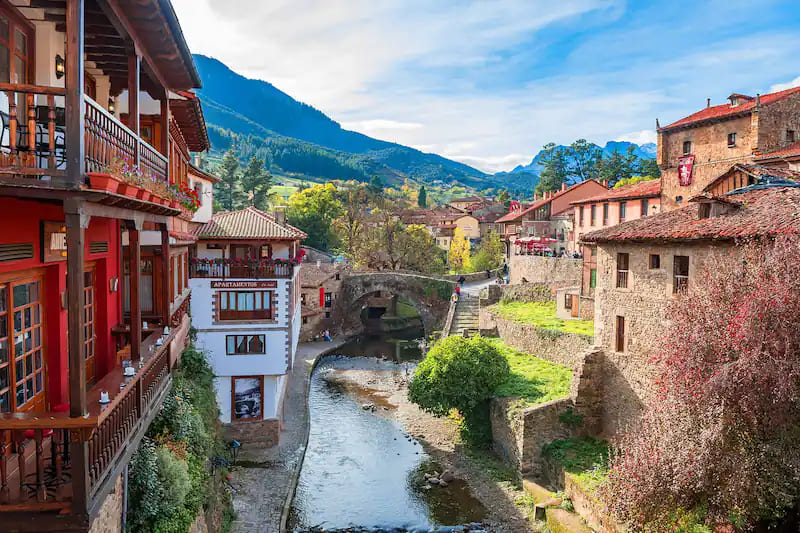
(190, 261, 295, 279)
(0, 83, 167, 191)
(0, 327, 177, 529)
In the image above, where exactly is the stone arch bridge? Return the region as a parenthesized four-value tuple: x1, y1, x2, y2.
(333, 272, 455, 336)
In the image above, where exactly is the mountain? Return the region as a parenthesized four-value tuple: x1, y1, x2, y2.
(504, 140, 656, 176)
(193, 55, 493, 188)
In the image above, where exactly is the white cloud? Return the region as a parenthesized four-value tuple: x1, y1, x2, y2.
(615, 130, 657, 145)
(339, 119, 424, 132)
(770, 75, 800, 92)
(447, 153, 534, 174)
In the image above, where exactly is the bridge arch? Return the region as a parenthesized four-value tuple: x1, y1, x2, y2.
(334, 272, 455, 336)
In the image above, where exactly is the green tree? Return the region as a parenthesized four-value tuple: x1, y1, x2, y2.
(448, 227, 471, 273)
(396, 224, 447, 274)
(333, 184, 369, 258)
(496, 189, 511, 207)
(638, 157, 661, 179)
(568, 139, 602, 182)
(595, 145, 640, 187)
(240, 155, 274, 210)
(613, 175, 658, 189)
(368, 175, 384, 198)
(286, 183, 344, 250)
(215, 148, 244, 211)
(470, 231, 505, 271)
(418, 185, 428, 208)
(535, 143, 570, 195)
(409, 336, 510, 444)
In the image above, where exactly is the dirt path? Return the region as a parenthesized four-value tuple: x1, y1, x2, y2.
(326, 366, 534, 533)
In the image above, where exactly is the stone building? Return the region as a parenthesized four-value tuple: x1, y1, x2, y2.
(657, 87, 800, 211)
(298, 247, 347, 341)
(582, 175, 800, 437)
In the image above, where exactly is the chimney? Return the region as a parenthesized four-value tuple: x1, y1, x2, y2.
(602, 179, 609, 188)
(756, 93, 761, 108)
(561, 183, 567, 192)
(274, 206, 287, 225)
(706, 98, 711, 108)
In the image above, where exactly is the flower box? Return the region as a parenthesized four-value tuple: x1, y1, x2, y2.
(137, 189, 151, 202)
(170, 200, 180, 209)
(88, 172, 120, 193)
(119, 183, 140, 198)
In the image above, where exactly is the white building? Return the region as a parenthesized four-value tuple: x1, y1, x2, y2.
(189, 206, 306, 445)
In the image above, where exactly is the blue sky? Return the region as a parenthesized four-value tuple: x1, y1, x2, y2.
(172, 0, 800, 173)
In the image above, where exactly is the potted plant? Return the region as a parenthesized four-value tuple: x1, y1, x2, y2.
(87, 172, 120, 193)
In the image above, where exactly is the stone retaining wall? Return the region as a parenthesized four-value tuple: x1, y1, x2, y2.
(564, 473, 626, 533)
(509, 255, 581, 287)
(480, 309, 592, 369)
(225, 418, 280, 448)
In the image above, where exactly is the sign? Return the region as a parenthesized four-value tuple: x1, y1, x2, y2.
(678, 155, 695, 186)
(42, 221, 67, 263)
(210, 280, 277, 289)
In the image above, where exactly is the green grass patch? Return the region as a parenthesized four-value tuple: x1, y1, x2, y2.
(488, 339, 572, 406)
(542, 437, 610, 493)
(490, 301, 594, 336)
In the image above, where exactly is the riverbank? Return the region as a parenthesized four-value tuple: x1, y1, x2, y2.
(323, 366, 535, 533)
(228, 339, 350, 533)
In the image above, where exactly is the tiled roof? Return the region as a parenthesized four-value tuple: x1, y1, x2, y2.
(195, 206, 307, 240)
(496, 180, 604, 223)
(659, 87, 800, 132)
(477, 211, 505, 223)
(581, 185, 800, 243)
(449, 195, 482, 203)
(571, 180, 661, 205)
(702, 164, 800, 193)
(755, 141, 800, 161)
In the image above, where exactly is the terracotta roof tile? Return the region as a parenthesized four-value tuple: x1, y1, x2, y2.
(581, 185, 800, 243)
(659, 87, 800, 132)
(195, 206, 307, 240)
(755, 141, 800, 161)
(571, 180, 661, 205)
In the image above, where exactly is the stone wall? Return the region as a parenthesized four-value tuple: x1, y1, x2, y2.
(500, 283, 551, 303)
(481, 309, 592, 369)
(89, 474, 124, 533)
(509, 255, 582, 288)
(224, 418, 280, 448)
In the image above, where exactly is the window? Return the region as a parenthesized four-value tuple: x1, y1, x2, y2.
(727, 132, 736, 147)
(649, 254, 660, 269)
(564, 293, 572, 310)
(673, 255, 689, 294)
(698, 203, 711, 219)
(616, 253, 629, 288)
(0, 280, 44, 413)
(682, 140, 692, 155)
(324, 293, 332, 308)
(787, 130, 795, 144)
(602, 203, 609, 225)
(590, 205, 597, 226)
(615, 316, 625, 352)
(579, 206, 584, 226)
(641, 198, 649, 217)
(226, 335, 265, 355)
(232, 376, 263, 421)
(619, 201, 627, 222)
(302, 316, 308, 325)
(325, 311, 331, 318)
(589, 269, 597, 289)
(218, 291, 273, 321)
(335, 273, 341, 281)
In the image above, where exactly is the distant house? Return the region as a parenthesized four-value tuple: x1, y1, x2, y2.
(449, 195, 483, 210)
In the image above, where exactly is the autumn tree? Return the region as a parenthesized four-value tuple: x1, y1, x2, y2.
(286, 183, 343, 250)
(496, 189, 511, 207)
(470, 231, 504, 271)
(448, 227, 471, 273)
(602, 236, 800, 531)
(333, 184, 369, 258)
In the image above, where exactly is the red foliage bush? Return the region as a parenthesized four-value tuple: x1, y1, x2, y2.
(601, 236, 800, 531)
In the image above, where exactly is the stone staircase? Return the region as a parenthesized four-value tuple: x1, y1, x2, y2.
(449, 292, 480, 337)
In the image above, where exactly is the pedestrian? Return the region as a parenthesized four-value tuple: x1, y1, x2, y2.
(455, 285, 461, 299)
(323, 329, 332, 342)
(486, 269, 491, 279)
(458, 275, 466, 286)
(502, 262, 508, 275)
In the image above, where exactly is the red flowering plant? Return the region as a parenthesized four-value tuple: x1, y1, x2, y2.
(169, 182, 201, 212)
(600, 235, 800, 531)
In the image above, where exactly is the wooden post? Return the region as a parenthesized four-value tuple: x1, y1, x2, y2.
(65, 0, 85, 189)
(128, 53, 140, 166)
(65, 202, 89, 516)
(159, 89, 169, 160)
(160, 225, 171, 326)
(128, 225, 141, 361)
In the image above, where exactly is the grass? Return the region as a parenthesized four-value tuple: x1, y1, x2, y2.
(542, 437, 610, 493)
(488, 338, 573, 406)
(490, 300, 594, 336)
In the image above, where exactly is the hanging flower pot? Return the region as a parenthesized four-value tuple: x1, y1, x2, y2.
(88, 172, 120, 193)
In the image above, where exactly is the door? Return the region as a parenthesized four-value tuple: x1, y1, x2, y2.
(83, 268, 96, 384)
(570, 294, 579, 318)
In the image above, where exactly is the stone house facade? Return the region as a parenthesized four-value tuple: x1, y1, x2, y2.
(582, 177, 800, 437)
(299, 253, 347, 341)
(657, 87, 800, 211)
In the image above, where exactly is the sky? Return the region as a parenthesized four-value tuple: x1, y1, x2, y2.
(171, 0, 800, 174)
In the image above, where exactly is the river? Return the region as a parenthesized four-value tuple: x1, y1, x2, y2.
(288, 329, 487, 532)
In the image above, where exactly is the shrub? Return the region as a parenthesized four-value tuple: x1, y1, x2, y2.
(155, 445, 191, 515)
(408, 335, 510, 444)
(601, 236, 800, 531)
(127, 437, 166, 531)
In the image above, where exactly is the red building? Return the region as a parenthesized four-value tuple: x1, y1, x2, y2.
(0, 1, 208, 530)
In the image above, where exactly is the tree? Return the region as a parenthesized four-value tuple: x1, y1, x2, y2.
(470, 231, 504, 271)
(601, 236, 800, 531)
(612, 175, 658, 189)
(286, 183, 344, 250)
(638, 157, 661, 179)
(496, 189, 511, 207)
(409, 335, 510, 444)
(240, 155, 273, 210)
(535, 143, 570, 195)
(595, 145, 639, 187)
(367, 175, 384, 198)
(448, 227, 471, 273)
(215, 148, 244, 211)
(418, 185, 427, 208)
(568, 139, 602, 182)
(333, 184, 369, 258)
(395, 224, 447, 274)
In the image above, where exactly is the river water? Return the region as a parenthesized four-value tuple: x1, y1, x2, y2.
(289, 329, 487, 532)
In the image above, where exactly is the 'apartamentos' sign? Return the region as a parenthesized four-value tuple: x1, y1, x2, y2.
(211, 280, 278, 289)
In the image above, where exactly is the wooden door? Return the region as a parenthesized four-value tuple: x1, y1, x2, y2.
(7, 277, 45, 413)
(83, 268, 96, 384)
(570, 294, 579, 317)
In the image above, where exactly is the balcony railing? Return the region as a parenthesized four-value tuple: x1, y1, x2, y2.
(190, 261, 295, 279)
(0, 328, 174, 515)
(0, 84, 167, 185)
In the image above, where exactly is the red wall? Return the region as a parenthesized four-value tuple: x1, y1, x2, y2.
(0, 198, 122, 408)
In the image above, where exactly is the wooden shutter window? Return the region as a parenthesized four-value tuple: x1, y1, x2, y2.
(615, 315, 625, 352)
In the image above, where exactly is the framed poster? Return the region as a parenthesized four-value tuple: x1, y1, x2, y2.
(232, 376, 263, 421)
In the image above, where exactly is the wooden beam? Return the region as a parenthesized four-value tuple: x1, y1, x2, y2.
(160, 225, 170, 325)
(64, 0, 85, 189)
(128, 225, 141, 362)
(128, 52, 140, 167)
(159, 89, 169, 157)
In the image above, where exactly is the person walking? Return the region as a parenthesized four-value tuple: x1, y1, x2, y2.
(458, 275, 466, 286)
